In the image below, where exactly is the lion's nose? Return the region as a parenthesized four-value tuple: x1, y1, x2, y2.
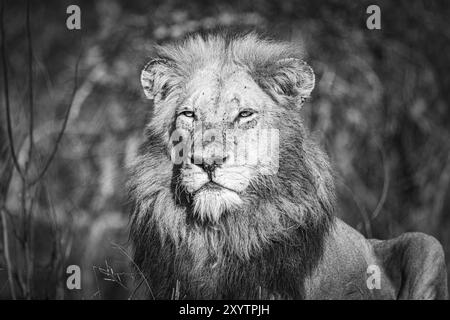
(191, 154, 228, 175)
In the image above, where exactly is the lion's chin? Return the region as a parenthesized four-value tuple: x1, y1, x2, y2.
(193, 187, 242, 223)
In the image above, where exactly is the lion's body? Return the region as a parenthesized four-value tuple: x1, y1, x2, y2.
(129, 32, 448, 300)
(306, 219, 448, 299)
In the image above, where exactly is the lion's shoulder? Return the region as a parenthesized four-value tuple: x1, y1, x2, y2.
(306, 219, 448, 300)
(370, 232, 448, 299)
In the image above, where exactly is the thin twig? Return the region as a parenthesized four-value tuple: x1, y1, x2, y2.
(111, 242, 155, 299)
(0, 207, 16, 299)
(21, 180, 38, 299)
(20, 179, 32, 298)
(25, 0, 34, 173)
(431, 153, 450, 226)
(41, 176, 65, 299)
(337, 176, 373, 238)
(91, 266, 102, 300)
(371, 146, 390, 220)
(128, 278, 144, 300)
(0, 0, 25, 180)
(28, 39, 83, 186)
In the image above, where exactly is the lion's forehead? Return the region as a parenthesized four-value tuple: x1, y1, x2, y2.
(182, 67, 268, 121)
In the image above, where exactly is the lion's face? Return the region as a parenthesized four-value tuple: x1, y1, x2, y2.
(130, 35, 337, 288)
(139, 34, 315, 223)
(172, 68, 281, 220)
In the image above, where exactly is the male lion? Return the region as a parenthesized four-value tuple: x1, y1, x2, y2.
(129, 32, 448, 299)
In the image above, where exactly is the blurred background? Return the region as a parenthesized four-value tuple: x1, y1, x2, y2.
(0, 0, 449, 299)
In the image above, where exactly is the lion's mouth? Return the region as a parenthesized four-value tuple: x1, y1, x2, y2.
(181, 166, 251, 195)
(191, 181, 243, 222)
(196, 181, 238, 194)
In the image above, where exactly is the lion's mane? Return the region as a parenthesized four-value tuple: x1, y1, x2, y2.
(128, 32, 336, 299)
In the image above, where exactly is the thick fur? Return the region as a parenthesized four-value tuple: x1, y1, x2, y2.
(129, 124, 335, 299)
(129, 32, 448, 300)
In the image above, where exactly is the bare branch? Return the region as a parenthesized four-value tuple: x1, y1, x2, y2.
(0, 0, 25, 180)
(28, 41, 83, 186)
(371, 145, 390, 220)
(0, 207, 16, 299)
(25, 0, 34, 173)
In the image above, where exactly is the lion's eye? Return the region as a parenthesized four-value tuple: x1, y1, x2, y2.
(238, 110, 254, 118)
(179, 111, 195, 118)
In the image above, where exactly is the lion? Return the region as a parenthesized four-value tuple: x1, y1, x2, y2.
(128, 32, 448, 299)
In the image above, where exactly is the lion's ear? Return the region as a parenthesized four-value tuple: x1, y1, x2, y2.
(263, 58, 315, 104)
(140, 58, 179, 101)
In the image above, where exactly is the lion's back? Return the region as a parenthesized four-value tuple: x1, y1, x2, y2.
(306, 219, 448, 300)
(369, 232, 448, 299)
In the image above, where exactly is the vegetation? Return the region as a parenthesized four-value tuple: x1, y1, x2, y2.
(0, 0, 449, 299)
